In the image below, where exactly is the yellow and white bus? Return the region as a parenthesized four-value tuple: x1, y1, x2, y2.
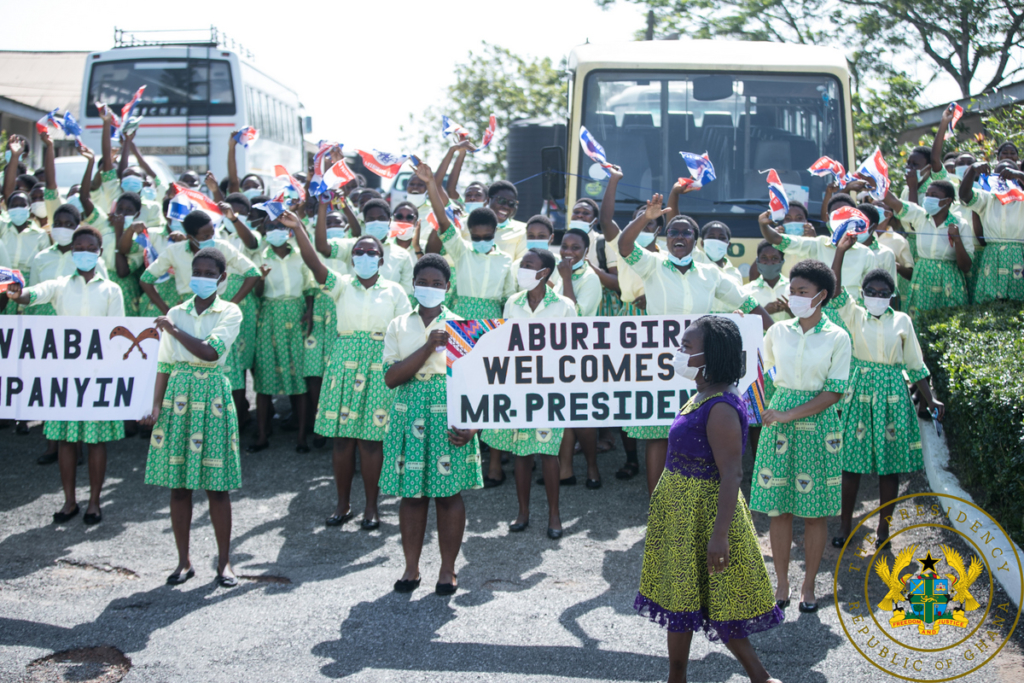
(558, 40, 853, 277)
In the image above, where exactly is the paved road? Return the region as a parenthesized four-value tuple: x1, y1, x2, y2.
(2, 421, 1022, 682)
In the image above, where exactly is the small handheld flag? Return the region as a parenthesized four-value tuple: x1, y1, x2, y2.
(0, 267, 25, 292)
(233, 127, 259, 148)
(765, 169, 789, 222)
(855, 148, 890, 201)
(96, 103, 122, 139)
(356, 149, 410, 179)
(828, 206, 871, 245)
(253, 201, 287, 222)
(441, 116, 470, 140)
(579, 126, 612, 176)
(389, 221, 416, 240)
(477, 114, 497, 152)
(60, 112, 83, 140)
(274, 165, 307, 202)
(809, 156, 853, 188)
(978, 174, 1024, 205)
(945, 102, 964, 140)
(121, 86, 146, 121)
(167, 183, 224, 222)
(133, 229, 170, 283)
(426, 204, 462, 232)
(679, 152, 716, 189)
(35, 108, 61, 135)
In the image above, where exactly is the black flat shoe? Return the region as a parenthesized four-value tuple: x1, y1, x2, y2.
(360, 518, 380, 530)
(246, 441, 270, 453)
(83, 510, 102, 525)
(508, 520, 529, 533)
(295, 444, 311, 454)
(776, 599, 790, 609)
(615, 462, 639, 480)
(216, 574, 239, 587)
(585, 478, 602, 490)
(394, 577, 420, 593)
(15, 422, 29, 435)
(435, 576, 458, 596)
(536, 475, 577, 486)
(831, 535, 848, 549)
(37, 451, 58, 465)
(483, 473, 506, 489)
(166, 567, 194, 585)
(798, 601, 818, 613)
(312, 435, 327, 449)
(52, 505, 79, 524)
(547, 528, 563, 540)
(875, 533, 890, 549)
(325, 511, 355, 527)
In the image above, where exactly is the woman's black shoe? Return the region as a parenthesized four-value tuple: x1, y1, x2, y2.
(52, 505, 79, 524)
(482, 472, 506, 489)
(394, 577, 420, 593)
(83, 510, 102, 525)
(37, 451, 58, 465)
(166, 567, 195, 585)
(295, 444, 311, 454)
(435, 576, 458, 596)
(15, 422, 29, 435)
(831, 535, 848, 549)
(538, 475, 577, 486)
(325, 511, 355, 527)
(508, 520, 529, 533)
(776, 599, 790, 609)
(547, 528, 564, 540)
(312, 435, 327, 449)
(246, 441, 270, 453)
(798, 602, 818, 613)
(615, 461, 639, 480)
(585, 479, 602, 490)
(360, 518, 380, 530)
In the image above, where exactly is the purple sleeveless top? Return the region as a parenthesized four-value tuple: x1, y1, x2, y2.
(665, 392, 748, 481)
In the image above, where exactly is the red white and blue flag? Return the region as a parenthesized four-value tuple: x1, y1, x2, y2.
(978, 174, 1024, 205)
(765, 169, 789, 222)
(133, 228, 171, 283)
(427, 203, 462, 232)
(253, 200, 287, 222)
(233, 126, 259, 148)
(945, 102, 964, 140)
(314, 160, 356, 198)
(121, 86, 146, 121)
(477, 114, 497, 152)
(96, 102, 122, 140)
(274, 165, 307, 202)
(35, 108, 61, 135)
(357, 149, 410, 179)
(828, 206, 871, 245)
(579, 126, 612, 172)
(679, 152, 716, 189)
(167, 183, 224, 222)
(0, 266, 25, 292)
(809, 156, 854, 188)
(855, 148, 890, 201)
(310, 141, 347, 197)
(60, 112, 83, 140)
(441, 116, 470, 140)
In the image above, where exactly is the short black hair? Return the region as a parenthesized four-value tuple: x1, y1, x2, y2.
(362, 198, 391, 219)
(862, 267, 895, 293)
(700, 220, 731, 240)
(219, 178, 230, 196)
(827, 192, 856, 213)
(789, 258, 836, 304)
(225, 192, 251, 211)
(911, 146, 932, 164)
(756, 239, 782, 258)
(72, 225, 103, 249)
(116, 192, 142, 213)
(241, 173, 265, 189)
(691, 315, 744, 386)
(857, 203, 881, 227)
(789, 201, 809, 221)
(183, 210, 213, 236)
(392, 201, 419, 219)
(930, 179, 956, 200)
(193, 247, 227, 274)
(466, 180, 487, 192)
(358, 188, 382, 200)
(529, 247, 557, 275)
(16, 173, 38, 190)
(666, 215, 698, 236)
(413, 253, 450, 282)
(467, 206, 498, 230)
(353, 234, 384, 255)
(997, 141, 1019, 155)
(525, 214, 553, 234)
(564, 227, 590, 250)
(487, 179, 517, 200)
(942, 151, 959, 162)
(53, 203, 81, 225)
(574, 198, 600, 221)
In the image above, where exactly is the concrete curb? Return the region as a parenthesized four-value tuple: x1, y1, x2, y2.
(919, 417, 1023, 609)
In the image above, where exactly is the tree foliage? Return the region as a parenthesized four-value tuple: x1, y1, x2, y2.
(852, 75, 924, 158)
(402, 43, 566, 181)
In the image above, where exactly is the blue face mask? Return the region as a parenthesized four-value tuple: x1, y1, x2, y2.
(916, 169, 929, 183)
(922, 196, 944, 216)
(8, 206, 30, 226)
(414, 285, 446, 308)
(222, 219, 236, 234)
(197, 237, 217, 250)
(464, 201, 485, 213)
(856, 231, 871, 243)
(667, 252, 693, 267)
(955, 165, 968, 180)
(352, 253, 380, 279)
(243, 188, 263, 200)
(365, 220, 390, 241)
(141, 185, 157, 201)
(67, 195, 84, 213)
(326, 228, 347, 240)
(571, 258, 586, 270)
(190, 276, 220, 299)
(170, 219, 185, 233)
(266, 229, 290, 247)
(526, 239, 549, 251)
(702, 238, 730, 262)
(472, 239, 495, 254)
(120, 176, 144, 194)
(783, 222, 805, 235)
(635, 231, 657, 247)
(72, 250, 100, 272)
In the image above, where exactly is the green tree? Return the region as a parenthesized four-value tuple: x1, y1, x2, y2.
(852, 74, 924, 157)
(402, 43, 566, 180)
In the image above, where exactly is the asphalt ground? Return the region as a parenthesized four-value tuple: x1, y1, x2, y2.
(2, 417, 1023, 683)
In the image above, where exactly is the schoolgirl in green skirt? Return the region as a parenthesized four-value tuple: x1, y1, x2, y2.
(142, 246, 244, 587)
(960, 160, 1024, 304)
(380, 249, 482, 597)
(5, 227, 125, 526)
(284, 208, 412, 529)
(827, 236, 944, 549)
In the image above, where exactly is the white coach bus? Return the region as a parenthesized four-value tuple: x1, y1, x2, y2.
(78, 28, 304, 186)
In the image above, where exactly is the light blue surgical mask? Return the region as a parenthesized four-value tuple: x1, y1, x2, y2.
(783, 222, 805, 236)
(365, 220, 390, 241)
(856, 230, 870, 243)
(266, 229, 290, 247)
(472, 239, 495, 254)
(243, 188, 262, 200)
(702, 238, 729, 262)
(120, 176, 144, 194)
(922, 196, 945, 216)
(72, 250, 99, 272)
(197, 238, 217, 250)
(568, 219, 592, 232)
(636, 231, 656, 247)
(141, 185, 157, 201)
(326, 228, 347, 240)
(170, 219, 185, 233)
(8, 207, 30, 226)
(572, 258, 586, 270)
(526, 239, 549, 251)
(464, 201, 485, 213)
(667, 252, 693, 267)
(497, 218, 511, 229)
(916, 169, 929, 183)
(414, 285, 446, 308)
(352, 254, 380, 279)
(954, 165, 968, 180)
(67, 195, 84, 213)
(190, 276, 219, 299)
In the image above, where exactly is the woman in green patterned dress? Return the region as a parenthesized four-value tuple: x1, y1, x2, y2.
(141, 247, 244, 587)
(282, 209, 411, 530)
(828, 235, 944, 549)
(5, 227, 125, 525)
(381, 254, 482, 596)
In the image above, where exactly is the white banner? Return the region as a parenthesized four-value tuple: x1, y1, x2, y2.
(0, 316, 160, 421)
(446, 314, 764, 429)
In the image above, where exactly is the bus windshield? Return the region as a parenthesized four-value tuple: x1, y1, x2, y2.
(86, 59, 236, 118)
(579, 70, 845, 222)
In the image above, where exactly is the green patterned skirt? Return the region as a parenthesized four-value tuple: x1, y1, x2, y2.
(972, 241, 1024, 304)
(44, 420, 124, 444)
(598, 286, 622, 317)
(906, 258, 969, 318)
(315, 331, 392, 441)
(108, 270, 140, 316)
(482, 427, 564, 456)
(453, 295, 502, 320)
(221, 274, 258, 391)
(140, 278, 183, 318)
(618, 301, 646, 317)
(24, 302, 56, 316)
(252, 297, 308, 396)
(302, 289, 334, 378)
(840, 360, 922, 475)
(379, 373, 483, 499)
(636, 470, 783, 641)
(144, 362, 241, 491)
(749, 387, 842, 518)
(627, 424, 671, 440)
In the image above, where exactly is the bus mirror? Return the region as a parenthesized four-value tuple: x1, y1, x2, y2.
(303, 116, 313, 134)
(541, 146, 565, 201)
(692, 76, 734, 102)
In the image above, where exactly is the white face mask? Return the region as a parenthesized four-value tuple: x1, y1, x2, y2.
(568, 219, 592, 232)
(862, 295, 892, 317)
(31, 201, 47, 218)
(414, 285, 446, 309)
(788, 291, 824, 319)
(517, 267, 545, 291)
(406, 192, 427, 208)
(51, 226, 75, 246)
(672, 351, 704, 381)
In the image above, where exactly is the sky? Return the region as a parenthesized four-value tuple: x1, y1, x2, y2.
(3, 0, 989, 152)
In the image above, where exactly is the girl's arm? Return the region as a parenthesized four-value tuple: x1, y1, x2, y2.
(706, 400, 744, 574)
(435, 141, 474, 200)
(204, 171, 225, 203)
(227, 131, 241, 194)
(930, 107, 955, 174)
(100, 108, 114, 172)
(948, 224, 972, 274)
(281, 210, 329, 285)
(384, 329, 447, 388)
(757, 210, 783, 246)
(600, 165, 623, 241)
(42, 132, 57, 191)
(78, 145, 97, 218)
(153, 316, 220, 362)
(216, 202, 259, 250)
(313, 199, 332, 258)
(619, 194, 669, 257)
(763, 390, 843, 425)
(592, 265, 620, 293)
